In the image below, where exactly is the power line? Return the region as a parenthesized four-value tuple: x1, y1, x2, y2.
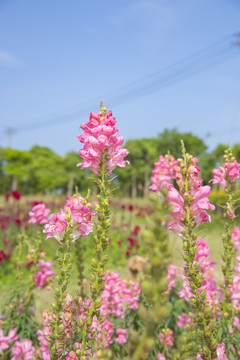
(7, 31, 240, 135)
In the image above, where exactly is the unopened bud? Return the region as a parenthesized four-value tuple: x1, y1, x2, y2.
(209, 339, 218, 351)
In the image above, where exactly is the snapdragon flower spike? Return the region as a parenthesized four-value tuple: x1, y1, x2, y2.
(76, 108, 129, 174)
(232, 226, 240, 251)
(229, 254, 240, 308)
(28, 203, 50, 224)
(166, 144, 218, 358)
(177, 313, 191, 328)
(43, 196, 97, 243)
(179, 238, 220, 305)
(167, 186, 215, 237)
(210, 158, 240, 188)
(166, 264, 179, 292)
(149, 154, 178, 191)
(35, 259, 56, 289)
(158, 329, 174, 347)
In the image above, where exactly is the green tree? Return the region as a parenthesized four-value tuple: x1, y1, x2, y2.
(156, 128, 207, 158)
(28, 146, 67, 194)
(1, 148, 32, 193)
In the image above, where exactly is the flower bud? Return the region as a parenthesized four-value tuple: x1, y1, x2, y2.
(194, 262, 201, 271)
(209, 339, 217, 351)
(198, 329, 205, 339)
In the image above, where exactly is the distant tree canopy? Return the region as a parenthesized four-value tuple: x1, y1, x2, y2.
(0, 129, 239, 197)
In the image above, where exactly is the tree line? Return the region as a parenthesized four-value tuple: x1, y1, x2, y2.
(0, 129, 239, 197)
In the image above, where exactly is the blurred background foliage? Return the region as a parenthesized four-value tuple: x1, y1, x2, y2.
(0, 128, 239, 197)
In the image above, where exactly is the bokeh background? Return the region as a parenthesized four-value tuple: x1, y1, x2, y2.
(0, 0, 239, 197)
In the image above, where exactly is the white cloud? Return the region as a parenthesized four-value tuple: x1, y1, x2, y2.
(0, 49, 22, 66)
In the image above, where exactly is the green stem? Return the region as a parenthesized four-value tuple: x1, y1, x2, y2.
(49, 230, 72, 360)
(132, 331, 148, 360)
(80, 155, 111, 357)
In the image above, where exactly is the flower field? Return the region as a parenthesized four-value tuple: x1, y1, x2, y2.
(0, 105, 240, 360)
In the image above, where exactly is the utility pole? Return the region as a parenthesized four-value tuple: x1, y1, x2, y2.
(6, 127, 16, 148)
(236, 33, 240, 47)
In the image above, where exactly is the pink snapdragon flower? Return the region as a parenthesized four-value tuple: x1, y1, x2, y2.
(0, 329, 9, 353)
(158, 354, 166, 360)
(167, 187, 215, 236)
(43, 211, 68, 242)
(0, 328, 18, 353)
(115, 328, 127, 344)
(232, 226, 240, 251)
(177, 313, 191, 328)
(230, 254, 240, 308)
(101, 271, 140, 319)
(43, 196, 97, 242)
(77, 108, 129, 174)
(149, 154, 177, 192)
(11, 338, 35, 360)
(179, 238, 220, 305)
(158, 329, 174, 347)
(166, 156, 215, 236)
(216, 343, 228, 360)
(37, 325, 50, 360)
(233, 316, 240, 330)
(35, 259, 55, 289)
(28, 203, 50, 224)
(210, 159, 240, 188)
(166, 264, 179, 292)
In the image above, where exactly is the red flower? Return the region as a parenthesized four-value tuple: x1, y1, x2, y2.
(132, 225, 141, 235)
(15, 218, 22, 226)
(127, 237, 135, 247)
(12, 190, 21, 200)
(5, 193, 10, 202)
(128, 205, 133, 212)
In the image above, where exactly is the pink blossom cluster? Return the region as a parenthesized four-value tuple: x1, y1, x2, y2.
(35, 259, 56, 290)
(43, 196, 97, 243)
(166, 157, 215, 236)
(37, 312, 51, 360)
(232, 226, 240, 252)
(11, 338, 36, 360)
(28, 203, 50, 224)
(230, 254, 240, 308)
(158, 329, 174, 348)
(101, 270, 140, 318)
(179, 238, 220, 305)
(76, 108, 129, 174)
(115, 329, 127, 344)
(176, 313, 191, 328)
(38, 271, 140, 356)
(197, 343, 229, 360)
(158, 354, 166, 360)
(166, 264, 179, 292)
(0, 328, 36, 360)
(211, 159, 240, 188)
(0, 328, 18, 353)
(149, 154, 178, 192)
(77, 271, 140, 348)
(167, 185, 215, 236)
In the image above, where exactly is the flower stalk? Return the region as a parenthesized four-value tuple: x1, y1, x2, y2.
(176, 141, 217, 360)
(48, 228, 72, 359)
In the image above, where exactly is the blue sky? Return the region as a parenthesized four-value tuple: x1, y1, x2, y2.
(0, 0, 239, 155)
